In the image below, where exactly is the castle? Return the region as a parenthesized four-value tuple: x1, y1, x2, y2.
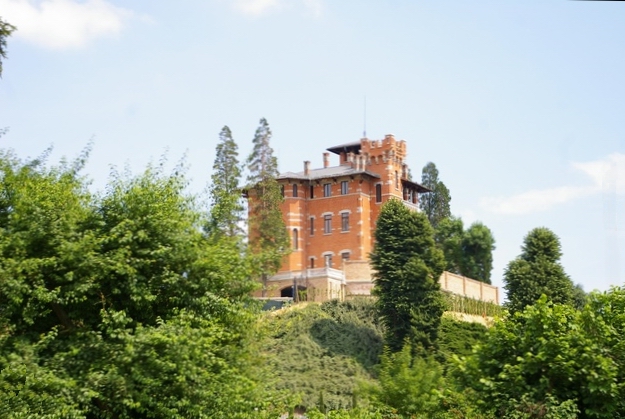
(251, 134, 499, 304)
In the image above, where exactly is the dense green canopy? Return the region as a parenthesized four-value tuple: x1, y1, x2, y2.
(371, 199, 446, 353)
(0, 149, 273, 418)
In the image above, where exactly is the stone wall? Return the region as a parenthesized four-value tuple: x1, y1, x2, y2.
(260, 262, 500, 304)
(438, 271, 499, 304)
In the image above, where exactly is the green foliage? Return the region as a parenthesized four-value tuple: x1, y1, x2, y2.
(0, 150, 276, 418)
(262, 300, 384, 410)
(437, 316, 488, 364)
(305, 407, 386, 418)
(246, 118, 289, 285)
(359, 344, 445, 417)
(442, 293, 503, 318)
(371, 199, 446, 353)
(460, 222, 495, 284)
(572, 282, 588, 310)
(435, 217, 464, 274)
(435, 218, 496, 284)
(0, 16, 15, 77)
(457, 293, 625, 418)
(207, 125, 244, 240)
(504, 227, 574, 313)
(419, 162, 451, 228)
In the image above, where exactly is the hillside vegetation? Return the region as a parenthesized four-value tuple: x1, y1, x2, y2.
(261, 298, 488, 411)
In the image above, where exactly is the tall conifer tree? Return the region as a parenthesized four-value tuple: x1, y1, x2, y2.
(504, 227, 574, 313)
(371, 199, 446, 353)
(419, 162, 451, 228)
(246, 118, 289, 294)
(207, 126, 244, 240)
(0, 17, 15, 77)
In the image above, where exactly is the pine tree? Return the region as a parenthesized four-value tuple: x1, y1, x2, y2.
(0, 17, 16, 77)
(371, 199, 446, 353)
(504, 227, 574, 313)
(207, 126, 244, 240)
(419, 162, 451, 228)
(246, 118, 289, 294)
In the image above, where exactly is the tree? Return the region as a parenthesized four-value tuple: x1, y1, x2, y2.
(246, 118, 289, 295)
(207, 126, 244, 240)
(434, 218, 496, 284)
(0, 17, 15, 77)
(0, 150, 277, 418)
(359, 345, 445, 417)
(572, 283, 587, 310)
(419, 162, 451, 228)
(434, 217, 464, 274)
(458, 292, 625, 418)
(504, 227, 574, 313)
(371, 199, 446, 353)
(459, 222, 495, 284)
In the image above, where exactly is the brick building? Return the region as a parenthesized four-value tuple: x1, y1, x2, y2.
(251, 134, 500, 304)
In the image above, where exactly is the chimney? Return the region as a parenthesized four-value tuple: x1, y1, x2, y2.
(323, 152, 330, 168)
(304, 161, 310, 175)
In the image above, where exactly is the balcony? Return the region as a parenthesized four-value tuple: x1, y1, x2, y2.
(269, 267, 346, 283)
(402, 200, 420, 212)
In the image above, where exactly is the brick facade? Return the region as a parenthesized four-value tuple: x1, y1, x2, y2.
(249, 134, 500, 304)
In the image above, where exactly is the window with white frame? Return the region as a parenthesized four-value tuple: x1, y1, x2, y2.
(324, 254, 333, 268)
(341, 212, 349, 232)
(323, 183, 331, 197)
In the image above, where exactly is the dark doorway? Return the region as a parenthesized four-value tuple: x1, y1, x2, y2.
(280, 285, 308, 301)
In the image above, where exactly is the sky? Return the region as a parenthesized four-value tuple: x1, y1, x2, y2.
(1, 0, 624, 297)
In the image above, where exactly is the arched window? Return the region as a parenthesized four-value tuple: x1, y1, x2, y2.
(293, 184, 298, 197)
(292, 228, 298, 250)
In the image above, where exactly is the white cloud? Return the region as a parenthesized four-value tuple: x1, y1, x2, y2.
(233, 0, 280, 16)
(0, 0, 135, 49)
(481, 153, 625, 215)
(573, 153, 625, 195)
(232, 0, 323, 17)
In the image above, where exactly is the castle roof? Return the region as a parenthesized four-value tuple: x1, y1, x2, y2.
(278, 165, 380, 181)
(325, 141, 362, 156)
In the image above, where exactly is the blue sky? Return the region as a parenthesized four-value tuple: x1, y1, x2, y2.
(1, 0, 624, 296)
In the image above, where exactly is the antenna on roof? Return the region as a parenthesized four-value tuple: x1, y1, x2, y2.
(363, 95, 367, 138)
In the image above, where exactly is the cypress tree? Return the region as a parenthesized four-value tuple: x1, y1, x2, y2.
(246, 118, 289, 294)
(0, 17, 16, 77)
(504, 227, 574, 313)
(371, 199, 446, 353)
(207, 126, 244, 240)
(419, 162, 451, 228)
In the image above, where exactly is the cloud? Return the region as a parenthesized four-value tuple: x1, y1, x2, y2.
(232, 0, 322, 17)
(573, 153, 625, 195)
(481, 153, 625, 215)
(0, 0, 135, 49)
(233, 0, 281, 16)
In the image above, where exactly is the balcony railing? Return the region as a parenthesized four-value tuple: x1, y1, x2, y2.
(402, 200, 420, 212)
(269, 267, 345, 283)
